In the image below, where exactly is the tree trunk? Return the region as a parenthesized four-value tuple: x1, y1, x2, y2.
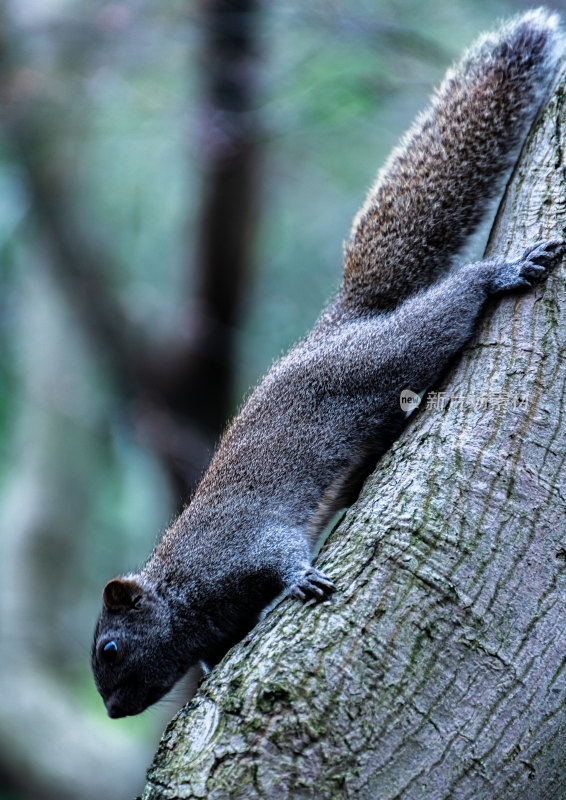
(139, 64, 566, 800)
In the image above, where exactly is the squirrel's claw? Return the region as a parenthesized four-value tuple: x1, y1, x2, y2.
(289, 567, 336, 603)
(518, 238, 565, 280)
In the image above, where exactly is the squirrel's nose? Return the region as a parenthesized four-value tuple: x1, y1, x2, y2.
(106, 700, 126, 718)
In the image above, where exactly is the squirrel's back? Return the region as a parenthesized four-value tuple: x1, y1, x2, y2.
(182, 8, 564, 552)
(177, 8, 564, 549)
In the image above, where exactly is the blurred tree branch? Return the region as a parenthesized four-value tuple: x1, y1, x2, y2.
(0, 2, 261, 799)
(0, 0, 261, 498)
(143, 0, 261, 477)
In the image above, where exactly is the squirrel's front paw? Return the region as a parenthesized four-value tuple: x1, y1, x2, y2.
(491, 239, 564, 293)
(289, 567, 336, 603)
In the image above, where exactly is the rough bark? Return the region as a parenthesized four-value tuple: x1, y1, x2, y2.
(139, 65, 566, 800)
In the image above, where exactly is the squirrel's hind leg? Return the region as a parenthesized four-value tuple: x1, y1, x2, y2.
(489, 239, 564, 293)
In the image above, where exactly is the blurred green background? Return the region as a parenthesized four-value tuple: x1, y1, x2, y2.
(0, 0, 558, 798)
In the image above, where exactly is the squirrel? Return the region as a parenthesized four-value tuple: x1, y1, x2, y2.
(92, 10, 564, 718)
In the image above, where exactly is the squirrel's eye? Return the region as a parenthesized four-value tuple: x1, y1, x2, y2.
(102, 640, 119, 664)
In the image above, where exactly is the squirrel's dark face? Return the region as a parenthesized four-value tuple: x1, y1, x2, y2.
(91, 577, 192, 718)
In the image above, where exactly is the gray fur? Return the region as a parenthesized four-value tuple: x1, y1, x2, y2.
(92, 11, 564, 718)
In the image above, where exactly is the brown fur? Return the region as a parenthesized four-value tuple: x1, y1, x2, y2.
(344, 13, 560, 311)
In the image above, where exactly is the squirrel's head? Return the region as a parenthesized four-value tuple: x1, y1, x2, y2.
(91, 576, 194, 718)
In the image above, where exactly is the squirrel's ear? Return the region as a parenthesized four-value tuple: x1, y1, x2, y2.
(103, 578, 144, 611)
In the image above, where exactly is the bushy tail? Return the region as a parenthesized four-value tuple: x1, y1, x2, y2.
(342, 9, 563, 313)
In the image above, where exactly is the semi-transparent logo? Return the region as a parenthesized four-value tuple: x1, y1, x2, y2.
(400, 389, 421, 412)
